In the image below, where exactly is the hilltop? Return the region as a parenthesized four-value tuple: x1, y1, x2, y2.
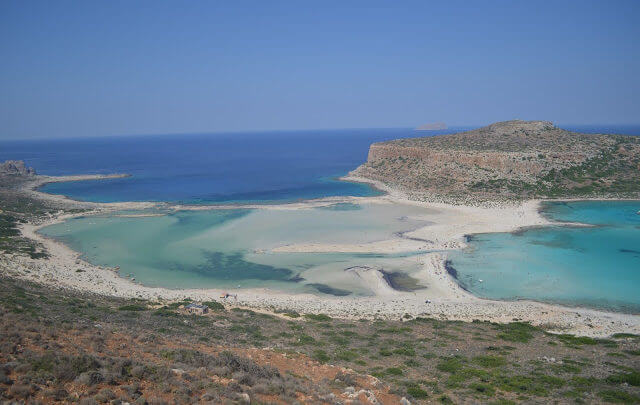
(351, 120, 640, 203)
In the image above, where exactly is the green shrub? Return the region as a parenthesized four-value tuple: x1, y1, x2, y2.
(437, 357, 464, 373)
(153, 308, 178, 317)
(379, 348, 393, 356)
(472, 355, 506, 368)
(201, 301, 225, 311)
(295, 334, 315, 345)
(407, 385, 428, 399)
(470, 382, 496, 396)
(282, 311, 300, 318)
(385, 367, 403, 376)
(496, 322, 536, 343)
(598, 389, 640, 403)
(313, 350, 330, 363)
(607, 371, 640, 387)
(611, 333, 640, 339)
(304, 313, 331, 322)
(556, 334, 598, 345)
(118, 304, 147, 311)
(393, 346, 416, 356)
(335, 350, 359, 361)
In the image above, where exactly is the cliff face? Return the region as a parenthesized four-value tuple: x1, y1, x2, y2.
(351, 120, 640, 202)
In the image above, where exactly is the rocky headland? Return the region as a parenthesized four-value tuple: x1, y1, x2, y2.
(351, 120, 640, 203)
(0, 160, 36, 176)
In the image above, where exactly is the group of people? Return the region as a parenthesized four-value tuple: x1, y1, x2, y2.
(220, 292, 237, 300)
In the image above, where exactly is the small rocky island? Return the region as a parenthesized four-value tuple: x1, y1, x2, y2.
(352, 120, 640, 202)
(415, 122, 447, 131)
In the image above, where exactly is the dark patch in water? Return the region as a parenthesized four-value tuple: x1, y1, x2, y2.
(379, 270, 425, 292)
(171, 209, 250, 228)
(307, 283, 352, 296)
(352, 252, 387, 259)
(511, 225, 548, 236)
(394, 230, 433, 243)
(173, 251, 295, 281)
(317, 203, 362, 211)
(288, 274, 305, 283)
(619, 248, 640, 259)
(444, 260, 458, 279)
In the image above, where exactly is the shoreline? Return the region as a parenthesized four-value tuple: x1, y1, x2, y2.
(3, 173, 640, 337)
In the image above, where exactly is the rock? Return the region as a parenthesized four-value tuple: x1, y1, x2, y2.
(346, 389, 379, 404)
(400, 397, 411, 405)
(0, 160, 36, 176)
(237, 392, 250, 404)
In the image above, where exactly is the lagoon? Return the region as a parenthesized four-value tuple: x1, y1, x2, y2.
(39, 203, 430, 295)
(448, 201, 640, 313)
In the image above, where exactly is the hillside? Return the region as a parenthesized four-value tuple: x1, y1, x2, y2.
(351, 120, 640, 202)
(2, 277, 640, 404)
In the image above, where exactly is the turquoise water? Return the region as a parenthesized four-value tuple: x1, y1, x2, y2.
(448, 201, 640, 313)
(40, 203, 431, 295)
(39, 200, 640, 311)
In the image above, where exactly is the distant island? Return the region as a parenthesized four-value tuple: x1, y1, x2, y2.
(415, 121, 447, 131)
(352, 120, 640, 203)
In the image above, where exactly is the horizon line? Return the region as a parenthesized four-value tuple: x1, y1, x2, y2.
(2, 122, 640, 142)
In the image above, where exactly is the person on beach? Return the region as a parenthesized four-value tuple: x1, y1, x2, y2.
(220, 292, 237, 301)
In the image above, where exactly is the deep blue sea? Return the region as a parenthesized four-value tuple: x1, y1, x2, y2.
(0, 127, 471, 203)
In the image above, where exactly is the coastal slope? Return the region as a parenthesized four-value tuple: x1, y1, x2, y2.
(350, 120, 640, 202)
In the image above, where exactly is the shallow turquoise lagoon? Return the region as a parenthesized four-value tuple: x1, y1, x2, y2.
(448, 201, 640, 313)
(40, 203, 431, 295)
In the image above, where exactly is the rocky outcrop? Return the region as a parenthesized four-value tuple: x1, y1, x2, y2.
(352, 120, 640, 202)
(0, 160, 36, 176)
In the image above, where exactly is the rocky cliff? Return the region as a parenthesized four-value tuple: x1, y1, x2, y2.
(0, 160, 36, 176)
(351, 120, 640, 202)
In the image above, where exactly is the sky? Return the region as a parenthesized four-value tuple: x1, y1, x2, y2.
(1, 0, 639, 139)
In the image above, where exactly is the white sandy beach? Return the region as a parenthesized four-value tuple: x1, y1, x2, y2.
(2, 173, 639, 338)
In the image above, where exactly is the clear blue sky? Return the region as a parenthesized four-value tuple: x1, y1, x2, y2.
(1, 0, 639, 139)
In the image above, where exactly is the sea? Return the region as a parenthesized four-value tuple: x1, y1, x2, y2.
(1, 125, 639, 312)
(448, 200, 640, 313)
(1, 127, 456, 203)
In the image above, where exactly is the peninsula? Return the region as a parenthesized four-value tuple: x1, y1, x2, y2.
(351, 120, 640, 203)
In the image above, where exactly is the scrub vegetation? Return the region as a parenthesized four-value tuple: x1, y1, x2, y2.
(1, 277, 639, 404)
